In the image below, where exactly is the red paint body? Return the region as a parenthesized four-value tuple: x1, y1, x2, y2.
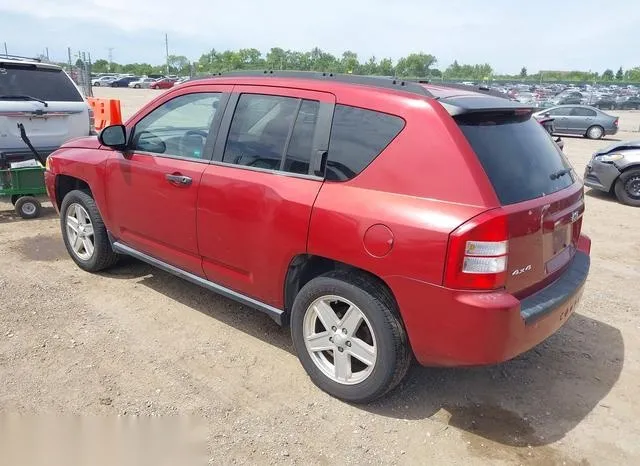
(45, 76, 591, 367)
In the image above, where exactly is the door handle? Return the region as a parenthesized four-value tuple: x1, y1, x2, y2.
(165, 173, 192, 186)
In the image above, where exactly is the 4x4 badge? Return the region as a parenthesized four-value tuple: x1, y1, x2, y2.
(512, 265, 533, 276)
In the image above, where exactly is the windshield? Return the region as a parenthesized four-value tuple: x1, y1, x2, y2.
(457, 112, 575, 205)
(0, 64, 83, 102)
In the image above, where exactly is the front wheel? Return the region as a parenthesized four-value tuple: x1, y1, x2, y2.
(60, 190, 119, 271)
(291, 271, 411, 403)
(14, 196, 41, 219)
(134, 84, 141, 89)
(94, 82, 101, 87)
(614, 168, 640, 207)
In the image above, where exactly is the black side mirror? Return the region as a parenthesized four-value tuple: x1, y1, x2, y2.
(99, 124, 127, 150)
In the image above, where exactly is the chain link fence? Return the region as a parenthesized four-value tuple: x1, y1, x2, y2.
(64, 51, 93, 98)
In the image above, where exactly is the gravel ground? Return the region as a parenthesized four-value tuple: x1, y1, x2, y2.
(0, 88, 639, 465)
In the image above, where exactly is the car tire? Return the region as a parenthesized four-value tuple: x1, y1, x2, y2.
(60, 189, 119, 272)
(14, 196, 41, 219)
(614, 168, 640, 207)
(94, 82, 100, 87)
(290, 270, 412, 403)
(134, 84, 140, 89)
(586, 125, 604, 140)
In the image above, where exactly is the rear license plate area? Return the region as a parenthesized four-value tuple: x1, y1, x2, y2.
(552, 225, 571, 254)
(546, 223, 574, 274)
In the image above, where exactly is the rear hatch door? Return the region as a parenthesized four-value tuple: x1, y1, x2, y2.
(0, 61, 89, 149)
(455, 109, 583, 297)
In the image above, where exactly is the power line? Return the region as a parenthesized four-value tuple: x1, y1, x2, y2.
(107, 47, 114, 72)
(165, 33, 169, 74)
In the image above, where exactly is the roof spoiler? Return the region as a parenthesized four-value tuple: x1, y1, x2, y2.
(440, 98, 535, 116)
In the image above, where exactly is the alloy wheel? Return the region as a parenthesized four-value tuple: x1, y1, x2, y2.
(302, 295, 377, 385)
(65, 203, 95, 261)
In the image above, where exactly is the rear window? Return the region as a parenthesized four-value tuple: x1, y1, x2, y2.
(457, 112, 575, 205)
(326, 105, 404, 181)
(0, 64, 83, 102)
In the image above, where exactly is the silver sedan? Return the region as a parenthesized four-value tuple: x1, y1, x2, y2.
(128, 78, 157, 89)
(534, 105, 618, 140)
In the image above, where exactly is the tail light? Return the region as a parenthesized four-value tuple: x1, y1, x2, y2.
(614, 118, 619, 127)
(444, 211, 509, 290)
(88, 106, 95, 133)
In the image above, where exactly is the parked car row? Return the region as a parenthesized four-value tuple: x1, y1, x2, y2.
(468, 82, 640, 111)
(90, 74, 189, 89)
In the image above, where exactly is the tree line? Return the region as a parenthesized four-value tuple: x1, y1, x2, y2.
(87, 47, 640, 83)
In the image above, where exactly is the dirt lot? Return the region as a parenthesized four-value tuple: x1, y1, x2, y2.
(1, 88, 639, 465)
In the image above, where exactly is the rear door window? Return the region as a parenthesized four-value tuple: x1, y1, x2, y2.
(326, 105, 404, 181)
(223, 93, 321, 175)
(284, 100, 320, 175)
(0, 64, 83, 102)
(457, 112, 575, 205)
(571, 107, 596, 117)
(547, 107, 573, 116)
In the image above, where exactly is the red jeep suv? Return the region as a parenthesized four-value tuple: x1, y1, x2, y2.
(45, 72, 591, 402)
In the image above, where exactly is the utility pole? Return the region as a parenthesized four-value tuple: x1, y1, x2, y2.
(107, 47, 114, 72)
(45, 47, 49, 60)
(3, 42, 7, 57)
(165, 33, 170, 75)
(67, 47, 72, 70)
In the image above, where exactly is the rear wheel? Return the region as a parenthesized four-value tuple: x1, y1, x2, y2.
(134, 84, 141, 89)
(290, 271, 411, 403)
(60, 190, 118, 271)
(94, 82, 101, 87)
(586, 125, 604, 139)
(14, 196, 41, 219)
(614, 168, 640, 207)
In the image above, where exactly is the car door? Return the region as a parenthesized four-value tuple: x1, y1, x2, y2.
(104, 85, 231, 275)
(569, 107, 597, 133)
(197, 86, 335, 307)
(547, 107, 573, 132)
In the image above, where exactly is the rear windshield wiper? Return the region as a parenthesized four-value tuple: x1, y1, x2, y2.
(550, 168, 572, 180)
(0, 94, 48, 107)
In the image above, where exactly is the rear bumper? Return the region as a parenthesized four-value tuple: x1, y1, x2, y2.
(584, 161, 620, 192)
(388, 240, 591, 367)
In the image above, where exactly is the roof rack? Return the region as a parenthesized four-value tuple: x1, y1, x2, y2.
(0, 54, 42, 63)
(204, 70, 434, 97)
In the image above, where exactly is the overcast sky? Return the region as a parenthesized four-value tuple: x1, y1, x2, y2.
(1, 0, 638, 74)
